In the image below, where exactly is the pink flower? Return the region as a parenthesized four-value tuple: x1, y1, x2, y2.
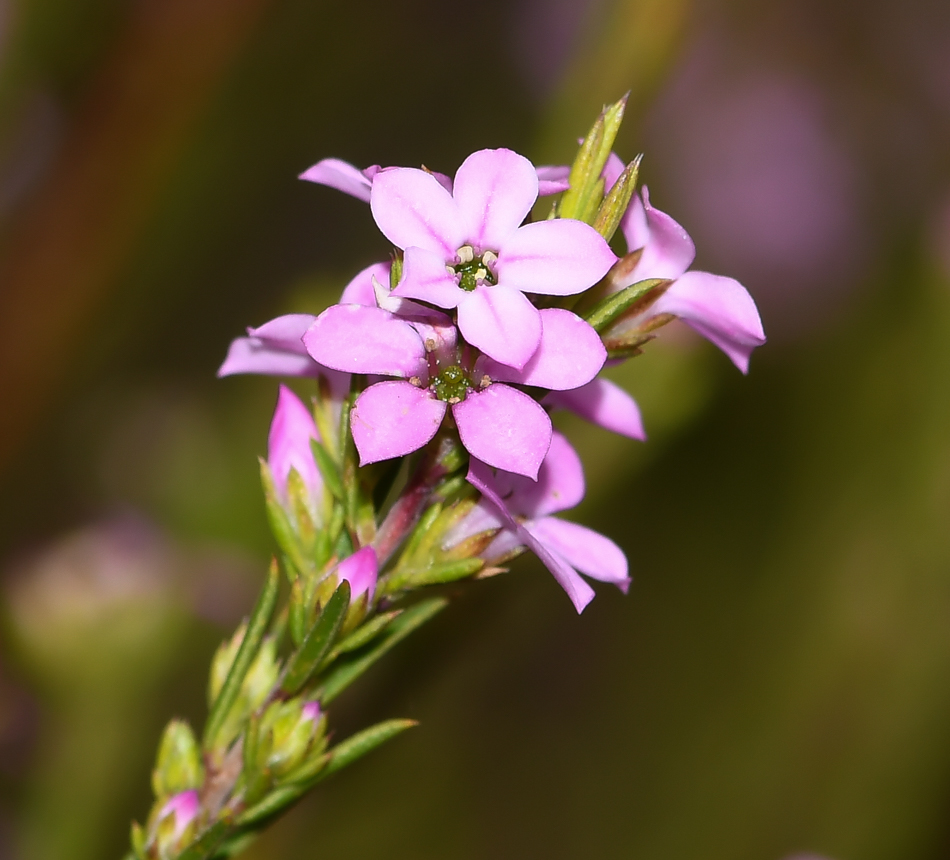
(544, 378, 646, 441)
(301, 700, 322, 723)
(334, 545, 378, 604)
(459, 432, 629, 613)
(303, 302, 604, 479)
(158, 790, 199, 841)
(370, 148, 616, 369)
(267, 385, 323, 516)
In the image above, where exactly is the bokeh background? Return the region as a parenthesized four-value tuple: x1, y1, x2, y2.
(1, 0, 950, 857)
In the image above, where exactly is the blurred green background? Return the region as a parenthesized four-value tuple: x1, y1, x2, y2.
(1, 0, 950, 857)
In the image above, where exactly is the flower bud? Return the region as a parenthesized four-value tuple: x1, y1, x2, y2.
(256, 698, 326, 780)
(334, 546, 378, 630)
(267, 385, 323, 520)
(152, 719, 203, 798)
(147, 789, 199, 859)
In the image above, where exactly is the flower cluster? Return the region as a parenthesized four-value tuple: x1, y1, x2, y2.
(132, 98, 765, 859)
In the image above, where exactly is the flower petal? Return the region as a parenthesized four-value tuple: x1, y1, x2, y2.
(509, 430, 585, 517)
(340, 262, 390, 305)
(535, 164, 571, 196)
(544, 378, 646, 440)
(303, 304, 425, 377)
(477, 308, 605, 390)
(466, 460, 594, 613)
(351, 381, 446, 465)
(602, 151, 626, 192)
(370, 167, 465, 256)
(268, 385, 323, 504)
(621, 188, 696, 280)
(299, 158, 373, 202)
(392, 246, 463, 308)
(453, 384, 552, 479)
(218, 336, 320, 378)
(457, 285, 542, 370)
(247, 314, 315, 351)
(652, 271, 766, 373)
(496, 219, 617, 296)
(527, 517, 630, 591)
(335, 546, 378, 602)
(453, 148, 539, 251)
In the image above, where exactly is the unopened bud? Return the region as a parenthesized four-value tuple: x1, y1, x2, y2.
(152, 719, 203, 798)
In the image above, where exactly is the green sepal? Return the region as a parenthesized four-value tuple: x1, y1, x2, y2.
(129, 822, 146, 860)
(310, 439, 345, 501)
(404, 558, 484, 586)
(316, 597, 447, 704)
(558, 95, 628, 223)
(288, 577, 307, 648)
(177, 819, 232, 860)
(592, 155, 641, 241)
(390, 252, 403, 290)
(152, 719, 203, 798)
(280, 580, 350, 695)
(582, 278, 670, 333)
(259, 460, 308, 577)
(204, 560, 280, 751)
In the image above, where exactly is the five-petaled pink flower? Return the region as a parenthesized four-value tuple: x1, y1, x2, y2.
(303, 303, 605, 479)
(369, 148, 617, 369)
(457, 432, 629, 613)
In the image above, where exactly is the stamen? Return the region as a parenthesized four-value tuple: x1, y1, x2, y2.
(457, 245, 474, 264)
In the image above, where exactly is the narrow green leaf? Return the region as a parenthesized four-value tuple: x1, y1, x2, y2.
(592, 155, 641, 241)
(280, 581, 350, 695)
(204, 561, 280, 750)
(310, 439, 345, 501)
(177, 820, 232, 860)
(321, 718, 417, 780)
(408, 558, 484, 586)
(330, 610, 401, 658)
(582, 278, 670, 333)
(316, 597, 447, 704)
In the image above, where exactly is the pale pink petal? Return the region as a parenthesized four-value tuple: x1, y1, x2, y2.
(217, 335, 319, 378)
(303, 305, 425, 377)
(442, 501, 505, 549)
(508, 431, 585, 518)
(299, 158, 373, 202)
(535, 164, 571, 196)
(476, 308, 605, 390)
(652, 271, 766, 373)
(370, 167, 465, 256)
(407, 316, 457, 368)
(340, 262, 390, 305)
(429, 170, 454, 194)
(351, 381, 446, 464)
(457, 285, 542, 370)
(453, 148, 538, 251)
(621, 188, 696, 280)
(466, 460, 594, 612)
(496, 219, 617, 296)
(268, 385, 323, 504)
(602, 151, 626, 192)
(527, 517, 630, 591)
(453, 384, 552, 479)
(544, 378, 646, 440)
(392, 246, 463, 308)
(335, 546, 378, 602)
(247, 314, 315, 351)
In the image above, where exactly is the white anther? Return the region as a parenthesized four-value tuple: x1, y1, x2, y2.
(456, 245, 474, 264)
(480, 375, 491, 389)
(409, 376, 422, 387)
(481, 250, 498, 268)
(424, 338, 436, 353)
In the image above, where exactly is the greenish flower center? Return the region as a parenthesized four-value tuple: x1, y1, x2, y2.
(452, 245, 497, 292)
(431, 364, 472, 403)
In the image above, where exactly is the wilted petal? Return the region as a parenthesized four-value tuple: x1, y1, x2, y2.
(299, 158, 373, 202)
(453, 148, 538, 251)
(457, 285, 542, 370)
(303, 304, 425, 377)
(370, 167, 465, 256)
(340, 261, 390, 305)
(393, 246, 463, 308)
(496, 219, 617, 296)
(527, 517, 630, 591)
(535, 164, 571, 196)
(467, 460, 594, 612)
(218, 335, 319, 378)
(652, 271, 766, 373)
(268, 385, 323, 504)
(351, 381, 446, 464)
(477, 308, 605, 390)
(453, 384, 551, 479)
(335, 546, 378, 602)
(621, 188, 696, 280)
(508, 431, 585, 518)
(545, 378, 646, 440)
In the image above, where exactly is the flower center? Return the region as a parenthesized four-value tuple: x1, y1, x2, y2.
(452, 245, 497, 292)
(430, 364, 472, 404)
